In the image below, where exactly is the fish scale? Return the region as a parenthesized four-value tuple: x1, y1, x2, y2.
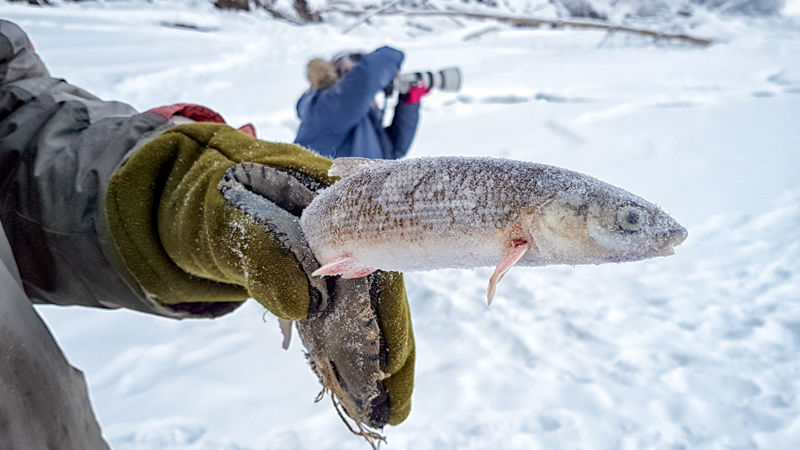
(307, 158, 569, 250)
(354, 161, 517, 226)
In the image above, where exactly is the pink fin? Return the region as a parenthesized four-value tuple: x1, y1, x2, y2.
(311, 255, 373, 279)
(487, 240, 530, 305)
(312, 255, 358, 277)
(279, 318, 293, 350)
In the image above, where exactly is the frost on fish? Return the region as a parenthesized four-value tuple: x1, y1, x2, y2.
(300, 156, 687, 302)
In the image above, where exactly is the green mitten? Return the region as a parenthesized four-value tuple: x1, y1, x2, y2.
(104, 123, 414, 432)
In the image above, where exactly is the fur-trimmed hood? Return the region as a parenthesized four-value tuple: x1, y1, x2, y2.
(306, 58, 337, 90)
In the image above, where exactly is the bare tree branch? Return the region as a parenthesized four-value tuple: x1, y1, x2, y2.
(251, 0, 304, 24)
(294, 0, 322, 23)
(325, 8, 714, 46)
(341, 0, 403, 34)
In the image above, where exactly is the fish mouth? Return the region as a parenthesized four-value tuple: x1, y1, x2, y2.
(670, 225, 688, 246)
(657, 226, 688, 256)
(658, 246, 676, 257)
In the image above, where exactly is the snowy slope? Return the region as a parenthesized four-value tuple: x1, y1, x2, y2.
(2, 1, 800, 448)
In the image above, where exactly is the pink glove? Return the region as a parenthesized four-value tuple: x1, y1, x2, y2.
(404, 86, 431, 104)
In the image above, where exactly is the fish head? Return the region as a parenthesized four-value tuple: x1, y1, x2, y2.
(534, 184, 687, 264)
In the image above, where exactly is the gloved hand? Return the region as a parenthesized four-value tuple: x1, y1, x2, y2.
(104, 123, 415, 434)
(401, 85, 431, 105)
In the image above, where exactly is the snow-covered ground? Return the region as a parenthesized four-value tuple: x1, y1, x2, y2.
(3, 1, 800, 448)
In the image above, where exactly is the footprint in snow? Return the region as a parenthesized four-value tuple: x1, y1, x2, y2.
(766, 70, 800, 94)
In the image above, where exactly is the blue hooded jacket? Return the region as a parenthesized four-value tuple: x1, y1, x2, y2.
(294, 46, 420, 159)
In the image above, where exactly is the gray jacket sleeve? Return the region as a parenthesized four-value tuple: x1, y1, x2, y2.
(0, 220, 109, 450)
(0, 20, 240, 319)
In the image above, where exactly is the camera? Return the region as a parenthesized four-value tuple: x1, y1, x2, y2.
(393, 67, 462, 94)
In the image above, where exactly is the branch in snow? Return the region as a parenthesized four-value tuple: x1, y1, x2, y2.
(324, 8, 715, 46)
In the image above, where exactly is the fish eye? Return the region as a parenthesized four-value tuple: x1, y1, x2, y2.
(616, 206, 644, 233)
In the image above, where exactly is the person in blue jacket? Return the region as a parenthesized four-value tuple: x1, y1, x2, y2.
(294, 46, 429, 159)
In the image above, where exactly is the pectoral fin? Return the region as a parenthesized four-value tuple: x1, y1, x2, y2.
(279, 318, 293, 350)
(487, 240, 530, 305)
(311, 255, 375, 279)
